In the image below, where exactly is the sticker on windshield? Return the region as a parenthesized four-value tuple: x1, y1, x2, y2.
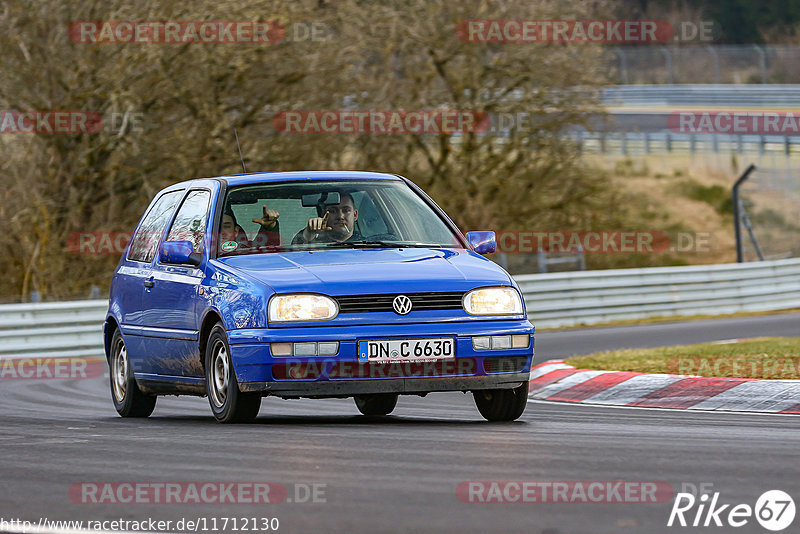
(221, 241, 238, 252)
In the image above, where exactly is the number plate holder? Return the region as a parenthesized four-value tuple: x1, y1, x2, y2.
(357, 338, 455, 363)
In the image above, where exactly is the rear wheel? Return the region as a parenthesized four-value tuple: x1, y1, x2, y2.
(473, 382, 529, 422)
(109, 329, 156, 418)
(354, 393, 398, 416)
(205, 323, 261, 423)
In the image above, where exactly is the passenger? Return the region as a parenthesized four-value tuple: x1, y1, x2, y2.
(291, 192, 361, 244)
(220, 206, 281, 251)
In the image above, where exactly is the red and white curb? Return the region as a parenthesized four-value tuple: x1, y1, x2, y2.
(529, 360, 800, 413)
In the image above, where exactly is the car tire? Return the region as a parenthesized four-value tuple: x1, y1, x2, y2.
(473, 381, 529, 422)
(205, 323, 261, 423)
(354, 393, 398, 416)
(109, 329, 157, 418)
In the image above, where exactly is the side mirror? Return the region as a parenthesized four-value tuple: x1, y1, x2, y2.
(466, 231, 496, 255)
(160, 240, 202, 266)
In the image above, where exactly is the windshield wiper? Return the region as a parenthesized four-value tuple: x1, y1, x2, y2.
(345, 240, 403, 248)
(219, 244, 285, 257)
(318, 240, 446, 249)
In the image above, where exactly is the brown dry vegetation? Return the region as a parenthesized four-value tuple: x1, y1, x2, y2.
(0, 0, 792, 302)
(585, 155, 741, 266)
(0, 0, 625, 301)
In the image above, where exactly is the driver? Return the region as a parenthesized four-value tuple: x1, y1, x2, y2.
(292, 192, 361, 244)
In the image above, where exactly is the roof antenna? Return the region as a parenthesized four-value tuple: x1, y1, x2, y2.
(234, 128, 246, 173)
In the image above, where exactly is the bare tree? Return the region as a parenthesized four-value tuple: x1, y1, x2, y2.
(0, 0, 623, 300)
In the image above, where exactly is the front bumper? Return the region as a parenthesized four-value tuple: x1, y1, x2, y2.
(240, 371, 528, 398)
(227, 319, 534, 397)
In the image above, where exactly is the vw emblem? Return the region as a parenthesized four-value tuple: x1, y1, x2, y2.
(392, 295, 413, 315)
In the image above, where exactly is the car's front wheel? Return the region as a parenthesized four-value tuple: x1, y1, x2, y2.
(109, 329, 157, 418)
(473, 382, 529, 422)
(354, 393, 398, 416)
(205, 323, 261, 423)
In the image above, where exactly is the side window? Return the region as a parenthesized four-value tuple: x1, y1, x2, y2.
(166, 190, 211, 253)
(380, 187, 454, 244)
(128, 191, 183, 263)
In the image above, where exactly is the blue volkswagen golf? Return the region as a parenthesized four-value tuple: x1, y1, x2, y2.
(105, 171, 534, 423)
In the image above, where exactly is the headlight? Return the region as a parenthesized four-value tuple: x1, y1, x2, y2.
(268, 294, 339, 322)
(463, 287, 523, 315)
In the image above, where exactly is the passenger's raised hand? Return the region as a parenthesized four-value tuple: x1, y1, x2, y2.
(252, 205, 280, 229)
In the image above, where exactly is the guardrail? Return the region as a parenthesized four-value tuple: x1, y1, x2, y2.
(0, 300, 108, 359)
(516, 257, 800, 328)
(1, 258, 799, 359)
(601, 84, 800, 107)
(575, 130, 800, 157)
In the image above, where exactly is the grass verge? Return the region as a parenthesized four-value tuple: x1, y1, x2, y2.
(564, 337, 800, 379)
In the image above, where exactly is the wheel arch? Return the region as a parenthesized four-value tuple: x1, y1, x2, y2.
(103, 315, 120, 362)
(198, 309, 224, 371)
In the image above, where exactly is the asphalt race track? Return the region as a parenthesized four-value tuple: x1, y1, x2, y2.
(1, 314, 798, 534)
(536, 312, 800, 361)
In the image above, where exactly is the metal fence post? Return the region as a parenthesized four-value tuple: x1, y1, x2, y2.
(733, 163, 756, 262)
(615, 48, 628, 84)
(660, 47, 674, 84)
(707, 45, 721, 83)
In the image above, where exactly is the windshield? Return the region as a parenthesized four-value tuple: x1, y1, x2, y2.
(217, 179, 463, 255)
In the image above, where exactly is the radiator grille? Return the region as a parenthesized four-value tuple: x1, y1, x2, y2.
(335, 292, 464, 313)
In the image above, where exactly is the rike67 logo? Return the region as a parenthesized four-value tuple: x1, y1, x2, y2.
(668, 489, 795, 531)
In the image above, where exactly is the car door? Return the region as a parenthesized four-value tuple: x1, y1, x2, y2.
(139, 188, 212, 378)
(117, 189, 184, 373)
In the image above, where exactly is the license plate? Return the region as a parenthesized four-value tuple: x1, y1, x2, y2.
(358, 338, 455, 363)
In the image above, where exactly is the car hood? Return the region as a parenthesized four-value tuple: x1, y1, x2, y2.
(216, 248, 511, 295)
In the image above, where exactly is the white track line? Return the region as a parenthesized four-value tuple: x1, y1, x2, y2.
(527, 398, 800, 417)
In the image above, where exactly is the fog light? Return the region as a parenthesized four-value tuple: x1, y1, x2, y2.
(491, 335, 512, 349)
(317, 342, 339, 356)
(293, 342, 317, 357)
(472, 336, 491, 351)
(271, 342, 293, 357)
(512, 334, 529, 348)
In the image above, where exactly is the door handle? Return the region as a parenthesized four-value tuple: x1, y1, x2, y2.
(143, 279, 154, 288)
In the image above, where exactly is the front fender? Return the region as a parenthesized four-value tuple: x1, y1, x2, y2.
(199, 266, 272, 331)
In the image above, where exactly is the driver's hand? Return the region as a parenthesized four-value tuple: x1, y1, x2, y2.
(252, 205, 280, 230)
(303, 213, 332, 242)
